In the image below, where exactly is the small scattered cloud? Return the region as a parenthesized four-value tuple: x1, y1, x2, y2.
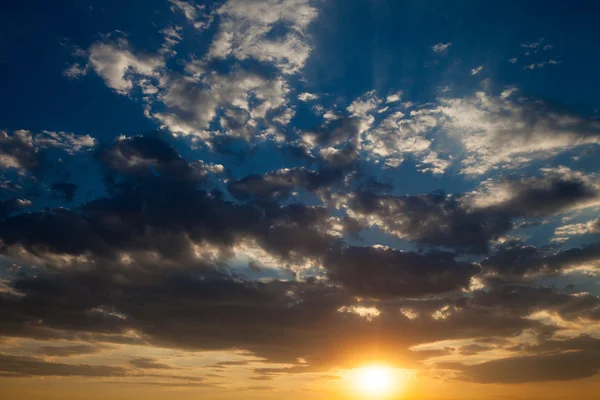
(298, 92, 318, 102)
(432, 42, 452, 53)
(470, 66, 484, 75)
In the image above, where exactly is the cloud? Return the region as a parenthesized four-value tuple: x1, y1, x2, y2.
(169, 0, 214, 31)
(130, 357, 176, 369)
(0, 130, 39, 173)
(228, 167, 344, 201)
(449, 351, 600, 383)
(0, 132, 598, 382)
(0, 354, 127, 377)
(470, 66, 484, 75)
(97, 135, 221, 183)
(36, 344, 105, 357)
(437, 91, 600, 174)
(0, 130, 95, 174)
(150, 68, 291, 141)
(521, 38, 545, 49)
(0, 198, 32, 219)
(386, 92, 403, 103)
(63, 62, 89, 79)
(208, 0, 318, 74)
(35, 131, 96, 154)
(481, 240, 600, 280)
(298, 92, 318, 102)
(342, 168, 600, 253)
(341, 190, 512, 253)
(553, 218, 600, 242)
(324, 246, 479, 298)
(431, 42, 452, 53)
(88, 36, 164, 94)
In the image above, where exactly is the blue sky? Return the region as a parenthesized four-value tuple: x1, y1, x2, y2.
(0, 1, 600, 398)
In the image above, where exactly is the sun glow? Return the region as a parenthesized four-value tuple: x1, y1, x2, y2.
(349, 364, 408, 398)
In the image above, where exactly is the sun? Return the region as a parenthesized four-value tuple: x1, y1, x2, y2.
(350, 364, 405, 398)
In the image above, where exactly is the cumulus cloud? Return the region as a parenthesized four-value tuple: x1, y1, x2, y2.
(0, 130, 96, 174)
(208, 0, 318, 74)
(437, 91, 600, 174)
(63, 62, 89, 79)
(553, 218, 600, 242)
(151, 68, 291, 140)
(228, 167, 343, 201)
(341, 168, 600, 253)
(88, 36, 165, 94)
(169, 0, 214, 31)
(297, 92, 318, 102)
(324, 246, 479, 298)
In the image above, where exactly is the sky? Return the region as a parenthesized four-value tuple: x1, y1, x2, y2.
(0, 0, 600, 399)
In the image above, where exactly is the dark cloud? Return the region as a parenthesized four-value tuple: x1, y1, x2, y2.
(228, 167, 343, 201)
(97, 135, 218, 187)
(0, 354, 127, 377)
(343, 170, 599, 253)
(0, 133, 597, 381)
(0, 198, 31, 219)
(466, 284, 600, 322)
(482, 240, 600, 280)
(130, 357, 176, 369)
(36, 344, 105, 357)
(479, 172, 599, 218)
(343, 190, 512, 253)
(0, 130, 40, 173)
(520, 334, 600, 354)
(324, 246, 479, 298)
(448, 351, 600, 383)
(458, 344, 491, 355)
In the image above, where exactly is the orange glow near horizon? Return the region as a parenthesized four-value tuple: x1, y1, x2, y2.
(346, 364, 411, 399)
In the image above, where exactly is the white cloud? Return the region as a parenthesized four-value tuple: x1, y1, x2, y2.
(297, 92, 318, 102)
(346, 91, 382, 134)
(524, 62, 547, 70)
(36, 131, 97, 153)
(553, 218, 600, 242)
(500, 87, 517, 99)
(159, 26, 183, 56)
(169, 0, 214, 31)
(208, 0, 318, 74)
(88, 37, 164, 94)
(431, 42, 452, 53)
(151, 67, 290, 139)
(470, 66, 484, 76)
(386, 91, 403, 103)
(63, 62, 89, 79)
(509, 57, 518, 64)
(437, 91, 600, 174)
(521, 38, 545, 49)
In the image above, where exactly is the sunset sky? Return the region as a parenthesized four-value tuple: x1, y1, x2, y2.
(1, 0, 600, 399)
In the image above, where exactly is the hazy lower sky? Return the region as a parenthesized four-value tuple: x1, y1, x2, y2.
(1, 0, 600, 399)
